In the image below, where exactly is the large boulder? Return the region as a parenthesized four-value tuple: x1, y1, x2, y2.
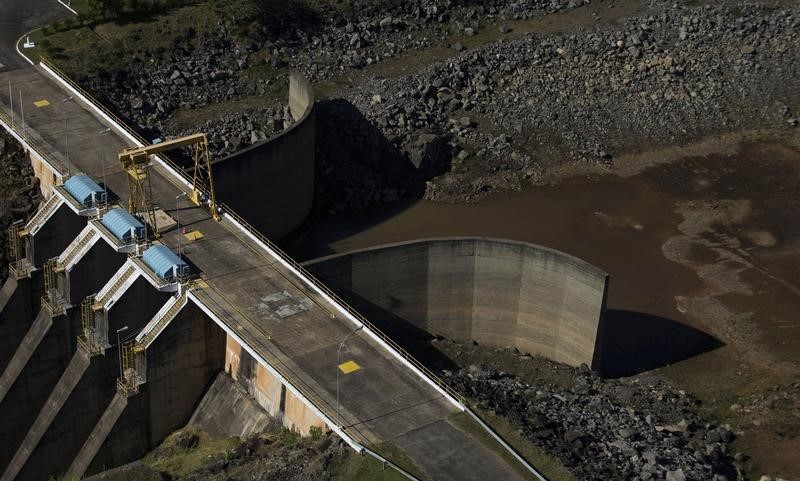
(403, 133, 451, 173)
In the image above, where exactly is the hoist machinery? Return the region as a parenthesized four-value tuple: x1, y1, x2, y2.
(117, 133, 219, 238)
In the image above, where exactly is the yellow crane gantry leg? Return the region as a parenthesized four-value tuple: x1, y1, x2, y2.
(118, 133, 220, 238)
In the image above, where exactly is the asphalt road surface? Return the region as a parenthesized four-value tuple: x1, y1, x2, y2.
(0, 0, 70, 71)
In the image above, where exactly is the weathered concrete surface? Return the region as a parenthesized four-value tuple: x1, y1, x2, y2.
(0, 308, 52, 404)
(307, 238, 609, 368)
(396, 420, 521, 481)
(212, 72, 315, 239)
(83, 302, 225, 478)
(190, 372, 272, 439)
(63, 241, 126, 305)
(0, 348, 89, 481)
(0, 65, 530, 481)
(0, 307, 76, 476)
(28, 203, 84, 267)
(0, 226, 127, 476)
(9, 274, 171, 480)
(0, 276, 43, 374)
(225, 334, 326, 436)
(16, 349, 117, 481)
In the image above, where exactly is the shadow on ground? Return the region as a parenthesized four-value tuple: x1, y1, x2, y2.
(285, 98, 452, 256)
(330, 287, 460, 374)
(594, 309, 724, 378)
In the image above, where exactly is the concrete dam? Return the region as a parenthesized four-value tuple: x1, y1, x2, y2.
(0, 61, 608, 481)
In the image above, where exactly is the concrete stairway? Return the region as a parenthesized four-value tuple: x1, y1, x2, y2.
(22, 194, 62, 237)
(64, 391, 128, 480)
(94, 263, 137, 309)
(0, 347, 90, 481)
(0, 309, 52, 404)
(57, 226, 98, 271)
(137, 294, 187, 348)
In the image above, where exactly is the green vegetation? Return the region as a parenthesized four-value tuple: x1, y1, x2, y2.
(331, 442, 429, 481)
(448, 410, 576, 481)
(142, 426, 239, 478)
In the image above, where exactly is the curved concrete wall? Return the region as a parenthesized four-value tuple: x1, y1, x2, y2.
(212, 72, 315, 239)
(306, 238, 609, 368)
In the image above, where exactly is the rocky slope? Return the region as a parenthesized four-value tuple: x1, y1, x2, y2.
(0, 132, 42, 282)
(433, 340, 756, 481)
(63, 0, 800, 213)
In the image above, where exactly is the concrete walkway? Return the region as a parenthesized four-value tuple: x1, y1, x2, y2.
(0, 65, 530, 480)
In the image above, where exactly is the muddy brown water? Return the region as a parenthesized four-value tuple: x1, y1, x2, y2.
(292, 140, 800, 372)
(293, 144, 800, 352)
(293, 141, 800, 477)
(295, 172, 700, 322)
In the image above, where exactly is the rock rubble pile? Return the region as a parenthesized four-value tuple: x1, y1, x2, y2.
(0, 133, 41, 282)
(443, 361, 744, 481)
(73, 1, 799, 207)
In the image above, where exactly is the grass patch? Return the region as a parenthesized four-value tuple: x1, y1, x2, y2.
(330, 441, 429, 481)
(448, 410, 576, 481)
(58, 0, 91, 16)
(142, 426, 240, 479)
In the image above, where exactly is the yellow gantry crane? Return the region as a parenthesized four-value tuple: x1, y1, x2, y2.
(118, 133, 220, 238)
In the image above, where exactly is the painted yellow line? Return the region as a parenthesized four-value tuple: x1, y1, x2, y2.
(33, 99, 50, 107)
(183, 230, 204, 241)
(338, 360, 361, 374)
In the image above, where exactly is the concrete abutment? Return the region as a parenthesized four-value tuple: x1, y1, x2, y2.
(306, 238, 609, 369)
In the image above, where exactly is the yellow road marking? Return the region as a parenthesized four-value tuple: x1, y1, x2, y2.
(33, 99, 50, 107)
(338, 360, 361, 374)
(183, 230, 204, 241)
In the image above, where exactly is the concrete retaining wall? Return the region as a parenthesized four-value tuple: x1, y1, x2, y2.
(212, 73, 315, 239)
(306, 238, 609, 368)
(225, 335, 325, 435)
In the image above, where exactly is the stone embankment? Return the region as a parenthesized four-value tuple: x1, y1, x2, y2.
(79, 0, 584, 159)
(72, 1, 799, 211)
(439, 344, 744, 481)
(350, 1, 800, 203)
(0, 132, 41, 282)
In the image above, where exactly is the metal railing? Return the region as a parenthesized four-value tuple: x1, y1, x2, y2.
(94, 264, 136, 309)
(192, 285, 373, 446)
(219, 205, 468, 405)
(138, 294, 186, 348)
(0, 100, 67, 176)
(58, 229, 97, 271)
(36, 57, 546, 479)
(39, 54, 466, 407)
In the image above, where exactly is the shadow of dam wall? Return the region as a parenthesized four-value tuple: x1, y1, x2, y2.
(306, 237, 610, 369)
(211, 72, 315, 240)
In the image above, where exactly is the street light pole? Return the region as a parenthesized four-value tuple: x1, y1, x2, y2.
(8, 80, 13, 128)
(116, 326, 129, 381)
(336, 324, 363, 428)
(176, 192, 187, 259)
(63, 97, 73, 175)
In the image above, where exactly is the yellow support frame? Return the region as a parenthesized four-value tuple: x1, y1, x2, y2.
(117, 133, 220, 240)
(7, 223, 23, 261)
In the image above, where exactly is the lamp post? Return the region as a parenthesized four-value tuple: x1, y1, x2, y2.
(8, 80, 13, 128)
(116, 326, 129, 381)
(98, 128, 111, 210)
(175, 192, 187, 259)
(336, 324, 363, 428)
(62, 96, 73, 175)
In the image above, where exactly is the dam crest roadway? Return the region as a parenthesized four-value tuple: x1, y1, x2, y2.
(0, 59, 555, 480)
